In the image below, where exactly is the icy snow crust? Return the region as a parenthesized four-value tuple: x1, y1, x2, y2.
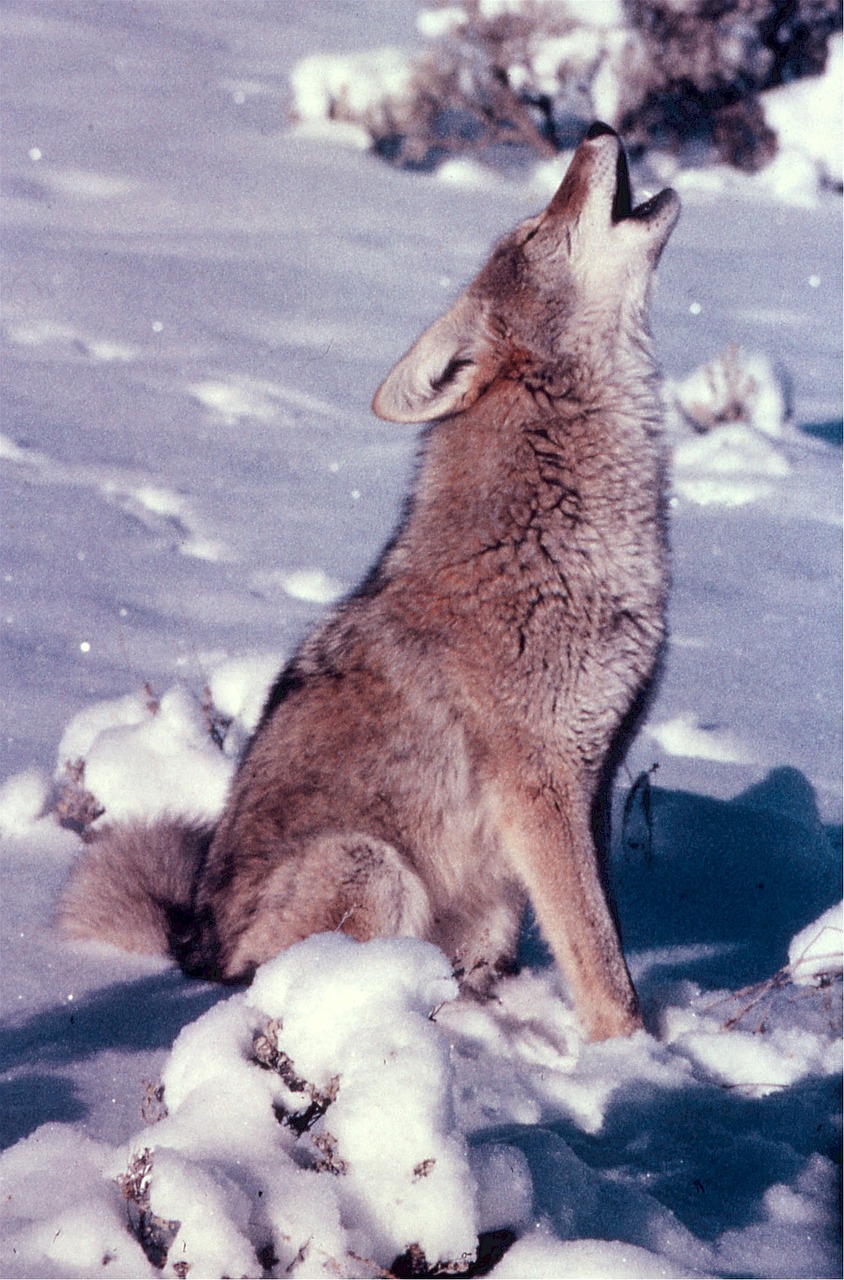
(0, 2, 841, 1278)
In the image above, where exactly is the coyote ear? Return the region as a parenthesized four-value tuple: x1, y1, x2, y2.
(372, 294, 497, 423)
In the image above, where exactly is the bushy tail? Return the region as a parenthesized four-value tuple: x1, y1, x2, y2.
(57, 818, 213, 961)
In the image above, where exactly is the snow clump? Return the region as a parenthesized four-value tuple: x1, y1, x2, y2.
(49, 655, 282, 834)
(666, 346, 796, 508)
(55, 685, 234, 827)
(0, 934, 486, 1279)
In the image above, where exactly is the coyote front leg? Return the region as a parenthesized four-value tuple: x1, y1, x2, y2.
(498, 772, 641, 1040)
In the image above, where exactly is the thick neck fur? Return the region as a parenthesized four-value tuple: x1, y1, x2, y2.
(403, 333, 669, 576)
(489, 282, 663, 418)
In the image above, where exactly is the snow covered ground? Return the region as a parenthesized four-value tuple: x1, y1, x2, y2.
(0, 3, 841, 1277)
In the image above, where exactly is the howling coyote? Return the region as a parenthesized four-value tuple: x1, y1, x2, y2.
(60, 124, 680, 1040)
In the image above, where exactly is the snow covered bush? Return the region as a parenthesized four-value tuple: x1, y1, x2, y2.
(665, 345, 800, 507)
(290, 0, 842, 178)
(670, 344, 789, 437)
(48, 656, 282, 836)
(290, 47, 419, 156)
(624, 0, 841, 172)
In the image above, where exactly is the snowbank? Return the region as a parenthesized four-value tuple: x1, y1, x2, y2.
(761, 34, 843, 190)
(1, 922, 839, 1278)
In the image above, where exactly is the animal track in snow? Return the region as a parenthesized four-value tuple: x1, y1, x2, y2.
(4, 317, 139, 363)
(187, 374, 336, 426)
(1, 433, 229, 562)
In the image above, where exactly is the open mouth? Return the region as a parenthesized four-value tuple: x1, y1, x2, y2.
(605, 129, 675, 226)
(611, 141, 634, 222)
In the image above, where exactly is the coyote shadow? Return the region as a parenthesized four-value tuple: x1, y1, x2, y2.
(0, 971, 226, 1149)
(614, 765, 840, 990)
(477, 1067, 841, 1276)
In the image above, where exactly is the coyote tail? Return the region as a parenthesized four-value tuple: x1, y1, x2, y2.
(57, 819, 214, 966)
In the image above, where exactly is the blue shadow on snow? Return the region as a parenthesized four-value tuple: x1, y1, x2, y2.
(0, 971, 226, 1149)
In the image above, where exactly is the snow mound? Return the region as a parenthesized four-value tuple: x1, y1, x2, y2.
(670, 346, 789, 439)
(490, 1228, 702, 1278)
(664, 999, 840, 1098)
(1, 914, 841, 1278)
(672, 427, 790, 507)
(248, 935, 477, 1268)
(666, 346, 798, 509)
(51, 659, 281, 834)
(0, 935, 482, 1278)
(56, 686, 234, 826)
(0, 1125, 152, 1279)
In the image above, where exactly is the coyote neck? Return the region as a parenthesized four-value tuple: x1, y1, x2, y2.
(413, 374, 668, 548)
(490, 320, 662, 424)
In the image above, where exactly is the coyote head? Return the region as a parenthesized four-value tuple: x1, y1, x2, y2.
(373, 123, 680, 424)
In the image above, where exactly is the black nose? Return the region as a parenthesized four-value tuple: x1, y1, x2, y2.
(585, 121, 617, 141)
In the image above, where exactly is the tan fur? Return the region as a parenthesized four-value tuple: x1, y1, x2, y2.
(57, 818, 211, 954)
(59, 125, 679, 1039)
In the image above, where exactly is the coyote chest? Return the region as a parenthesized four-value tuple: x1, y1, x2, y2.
(404, 387, 669, 741)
